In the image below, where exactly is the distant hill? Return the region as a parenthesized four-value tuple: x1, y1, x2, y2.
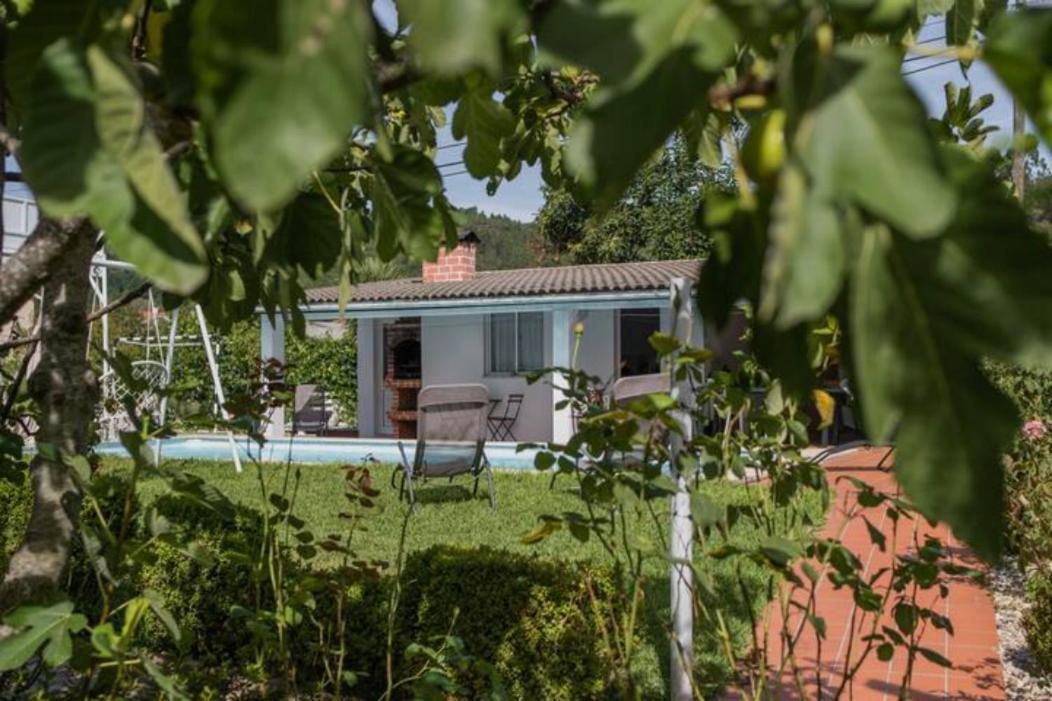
(460, 207, 542, 271)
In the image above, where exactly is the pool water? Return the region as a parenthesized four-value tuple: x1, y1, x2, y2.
(95, 435, 541, 469)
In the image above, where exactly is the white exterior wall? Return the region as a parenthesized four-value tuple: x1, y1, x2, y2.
(574, 309, 618, 386)
(421, 314, 556, 442)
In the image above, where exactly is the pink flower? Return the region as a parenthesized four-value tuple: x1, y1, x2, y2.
(1023, 419, 1047, 441)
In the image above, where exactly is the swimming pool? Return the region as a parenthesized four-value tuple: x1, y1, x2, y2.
(95, 435, 542, 470)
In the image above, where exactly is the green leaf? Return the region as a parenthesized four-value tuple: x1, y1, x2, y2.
(521, 518, 563, 544)
(262, 193, 341, 280)
(193, 0, 374, 211)
(796, 46, 956, 238)
(19, 40, 208, 295)
(918, 647, 953, 668)
(87, 46, 208, 294)
(565, 51, 716, 208)
(534, 452, 556, 471)
(398, 0, 524, 77)
(648, 332, 681, 355)
(90, 622, 120, 658)
(143, 589, 182, 645)
(369, 146, 451, 260)
(20, 40, 130, 221)
(760, 163, 844, 327)
(690, 493, 724, 529)
(142, 657, 191, 701)
(850, 221, 1019, 561)
(758, 536, 803, 568)
(451, 88, 516, 178)
(683, 110, 727, 168)
(5, 0, 91, 105)
(894, 603, 919, 635)
(945, 0, 977, 46)
(0, 600, 87, 671)
(536, 0, 644, 81)
(984, 9, 1052, 146)
(538, 0, 736, 81)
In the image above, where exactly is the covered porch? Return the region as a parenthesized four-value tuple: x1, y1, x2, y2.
(259, 248, 705, 445)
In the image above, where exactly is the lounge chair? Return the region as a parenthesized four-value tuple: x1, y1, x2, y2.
(550, 372, 670, 488)
(395, 384, 495, 510)
(293, 384, 330, 435)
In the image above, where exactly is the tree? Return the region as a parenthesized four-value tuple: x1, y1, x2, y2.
(461, 208, 542, 270)
(536, 137, 734, 263)
(0, 0, 1050, 617)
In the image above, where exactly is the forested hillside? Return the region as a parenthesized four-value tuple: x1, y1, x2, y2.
(460, 207, 542, 270)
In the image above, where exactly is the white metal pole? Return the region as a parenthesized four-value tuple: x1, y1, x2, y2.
(194, 304, 243, 473)
(147, 288, 163, 361)
(153, 305, 180, 465)
(669, 277, 695, 700)
(100, 264, 110, 371)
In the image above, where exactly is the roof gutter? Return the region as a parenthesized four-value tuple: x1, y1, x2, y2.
(286, 289, 676, 320)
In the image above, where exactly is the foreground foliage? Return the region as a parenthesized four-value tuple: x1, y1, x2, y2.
(0, 457, 820, 698)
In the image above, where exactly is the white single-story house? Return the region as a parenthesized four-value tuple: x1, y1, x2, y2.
(259, 232, 720, 444)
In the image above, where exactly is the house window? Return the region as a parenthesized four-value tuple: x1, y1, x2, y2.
(488, 312, 544, 374)
(618, 308, 661, 377)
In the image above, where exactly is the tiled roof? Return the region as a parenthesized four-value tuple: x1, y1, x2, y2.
(305, 259, 702, 305)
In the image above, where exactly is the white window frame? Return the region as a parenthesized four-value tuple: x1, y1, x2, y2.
(485, 312, 544, 376)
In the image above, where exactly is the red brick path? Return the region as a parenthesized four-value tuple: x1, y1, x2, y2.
(756, 447, 1005, 700)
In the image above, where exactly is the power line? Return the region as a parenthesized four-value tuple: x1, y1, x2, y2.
(436, 142, 465, 151)
(903, 44, 952, 63)
(442, 169, 471, 178)
(902, 57, 959, 76)
(436, 160, 465, 169)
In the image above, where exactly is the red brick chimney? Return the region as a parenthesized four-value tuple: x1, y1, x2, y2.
(422, 231, 479, 283)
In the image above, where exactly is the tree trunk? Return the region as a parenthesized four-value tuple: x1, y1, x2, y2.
(0, 228, 98, 614)
(0, 217, 92, 328)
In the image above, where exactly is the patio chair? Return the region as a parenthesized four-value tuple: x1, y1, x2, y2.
(550, 373, 670, 489)
(611, 373, 673, 453)
(487, 393, 523, 441)
(395, 384, 495, 510)
(293, 384, 330, 435)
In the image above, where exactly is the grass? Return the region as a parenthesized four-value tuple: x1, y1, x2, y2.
(99, 455, 828, 696)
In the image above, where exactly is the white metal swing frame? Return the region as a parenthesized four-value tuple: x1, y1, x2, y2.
(89, 252, 243, 472)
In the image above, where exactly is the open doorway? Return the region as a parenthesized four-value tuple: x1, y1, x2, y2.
(617, 308, 661, 377)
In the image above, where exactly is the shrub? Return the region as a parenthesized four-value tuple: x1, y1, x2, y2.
(338, 545, 616, 700)
(161, 318, 359, 427)
(987, 362, 1052, 564)
(0, 469, 32, 573)
(134, 494, 266, 665)
(1025, 570, 1052, 673)
(286, 328, 358, 426)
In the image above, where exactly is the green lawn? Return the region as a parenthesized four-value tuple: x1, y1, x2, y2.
(100, 455, 827, 696)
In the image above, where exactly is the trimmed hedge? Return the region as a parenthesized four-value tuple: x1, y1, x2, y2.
(338, 545, 617, 700)
(134, 494, 266, 665)
(0, 470, 32, 574)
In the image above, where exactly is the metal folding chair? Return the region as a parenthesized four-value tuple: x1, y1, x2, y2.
(487, 393, 523, 441)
